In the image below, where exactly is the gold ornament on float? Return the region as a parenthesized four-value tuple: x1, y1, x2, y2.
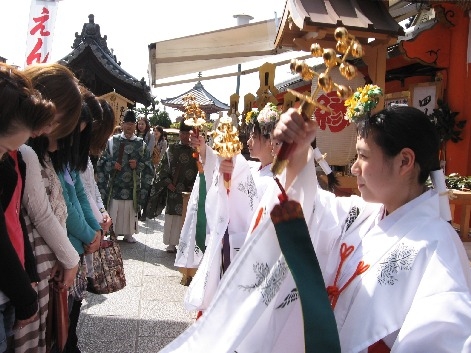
(182, 94, 206, 128)
(273, 27, 365, 175)
(208, 116, 243, 190)
(209, 116, 243, 159)
(182, 94, 206, 162)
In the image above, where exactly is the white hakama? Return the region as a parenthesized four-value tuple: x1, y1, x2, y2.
(164, 214, 184, 246)
(109, 199, 138, 235)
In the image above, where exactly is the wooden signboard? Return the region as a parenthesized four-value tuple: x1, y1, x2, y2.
(384, 91, 410, 108)
(99, 92, 133, 126)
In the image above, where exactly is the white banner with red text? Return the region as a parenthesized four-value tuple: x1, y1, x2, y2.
(25, 0, 62, 67)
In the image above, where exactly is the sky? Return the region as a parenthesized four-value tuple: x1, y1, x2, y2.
(1, 0, 318, 121)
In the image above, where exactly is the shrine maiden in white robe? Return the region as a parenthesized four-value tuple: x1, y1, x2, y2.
(184, 152, 259, 311)
(175, 146, 254, 271)
(160, 148, 471, 353)
(174, 145, 217, 270)
(176, 148, 276, 272)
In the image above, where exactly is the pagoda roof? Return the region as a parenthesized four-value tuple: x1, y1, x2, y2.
(161, 81, 230, 115)
(59, 14, 152, 106)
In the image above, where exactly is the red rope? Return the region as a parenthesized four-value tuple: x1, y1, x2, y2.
(326, 243, 370, 309)
(274, 176, 289, 203)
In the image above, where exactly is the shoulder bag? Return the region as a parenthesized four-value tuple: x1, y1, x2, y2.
(45, 280, 69, 353)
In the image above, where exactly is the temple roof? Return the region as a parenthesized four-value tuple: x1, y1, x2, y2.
(275, 4, 444, 91)
(275, 0, 404, 51)
(59, 14, 152, 107)
(161, 81, 230, 115)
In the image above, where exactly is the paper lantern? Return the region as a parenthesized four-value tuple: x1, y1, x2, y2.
(311, 65, 365, 166)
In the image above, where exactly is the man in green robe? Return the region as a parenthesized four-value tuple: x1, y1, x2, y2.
(96, 110, 154, 243)
(152, 121, 198, 252)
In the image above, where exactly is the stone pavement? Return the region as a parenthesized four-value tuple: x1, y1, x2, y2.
(77, 214, 196, 353)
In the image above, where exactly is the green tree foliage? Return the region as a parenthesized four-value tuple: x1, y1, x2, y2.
(150, 110, 172, 127)
(428, 99, 466, 162)
(135, 96, 172, 128)
(428, 99, 466, 145)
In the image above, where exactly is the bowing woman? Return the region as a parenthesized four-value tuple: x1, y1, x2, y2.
(0, 63, 56, 353)
(159, 103, 471, 353)
(18, 63, 82, 353)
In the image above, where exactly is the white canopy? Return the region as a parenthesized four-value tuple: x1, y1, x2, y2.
(148, 18, 288, 87)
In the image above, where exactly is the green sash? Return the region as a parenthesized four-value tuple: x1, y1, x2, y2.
(195, 172, 207, 253)
(272, 201, 340, 353)
(133, 168, 138, 212)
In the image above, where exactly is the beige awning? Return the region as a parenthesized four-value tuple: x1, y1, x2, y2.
(148, 19, 287, 87)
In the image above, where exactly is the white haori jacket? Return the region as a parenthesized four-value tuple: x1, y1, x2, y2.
(184, 152, 259, 311)
(160, 148, 471, 353)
